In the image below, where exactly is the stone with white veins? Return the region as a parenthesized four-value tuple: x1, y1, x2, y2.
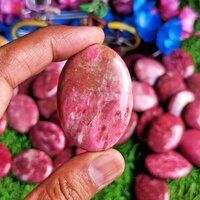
(162, 48, 194, 78)
(58, 44, 133, 151)
(32, 68, 60, 99)
(0, 142, 11, 178)
(136, 106, 163, 140)
(180, 129, 200, 166)
(155, 73, 186, 102)
(12, 149, 53, 183)
(134, 57, 165, 85)
(132, 81, 158, 112)
(29, 121, 66, 156)
(53, 148, 73, 169)
(168, 90, 195, 116)
(186, 73, 200, 100)
(147, 113, 184, 153)
(183, 100, 200, 130)
(145, 151, 192, 179)
(135, 173, 170, 200)
(7, 95, 39, 133)
(116, 111, 138, 145)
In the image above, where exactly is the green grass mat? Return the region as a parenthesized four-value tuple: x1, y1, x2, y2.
(0, 1, 199, 199)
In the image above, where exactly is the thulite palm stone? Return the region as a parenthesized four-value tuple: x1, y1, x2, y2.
(58, 44, 133, 151)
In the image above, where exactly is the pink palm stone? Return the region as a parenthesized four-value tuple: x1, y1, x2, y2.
(58, 44, 133, 151)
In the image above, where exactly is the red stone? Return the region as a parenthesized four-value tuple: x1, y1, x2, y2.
(46, 61, 66, 73)
(186, 73, 200, 100)
(147, 114, 184, 153)
(132, 81, 158, 112)
(183, 100, 200, 130)
(50, 112, 61, 126)
(135, 173, 169, 200)
(134, 58, 165, 85)
(180, 129, 200, 166)
(136, 106, 163, 140)
(0, 113, 7, 135)
(124, 54, 144, 76)
(162, 49, 194, 78)
(38, 96, 57, 118)
(168, 90, 195, 117)
(7, 95, 39, 133)
(18, 76, 36, 94)
(0, 142, 11, 178)
(145, 151, 192, 179)
(75, 148, 87, 155)
(58, 44, 133, 151)
(54, 148, 73, 169)
(155, 73, 185, 102)
(116, 111, 138, 145)
(12, 149, 53, 183)
(32, 69, 60, 99)
(30, 121, 66, 156)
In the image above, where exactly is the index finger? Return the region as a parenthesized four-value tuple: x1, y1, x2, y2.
(0, 26, 104, 116)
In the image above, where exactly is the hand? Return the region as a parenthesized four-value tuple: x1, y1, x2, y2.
(0, 26, 125, 199)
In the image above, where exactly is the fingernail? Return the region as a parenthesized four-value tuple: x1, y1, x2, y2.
(88, 153, 124, 188)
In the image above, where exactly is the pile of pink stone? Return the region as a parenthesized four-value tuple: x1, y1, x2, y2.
(121, 47, 200, 199)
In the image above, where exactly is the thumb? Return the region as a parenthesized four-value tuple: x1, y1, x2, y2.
(25, 149, 125, 200)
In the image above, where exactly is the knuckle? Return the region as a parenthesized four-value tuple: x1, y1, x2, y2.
(58, 177, 83, 200)
(56, 170, 91, 200)
(0, 44, 33, 88)
(0, 48, 15, 88)
(49, 34, 59, 61)
(38, 26, 60, 61)
(15, 51, 33, 76)
(0, 67, 16, 89)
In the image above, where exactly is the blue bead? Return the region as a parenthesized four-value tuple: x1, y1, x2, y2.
(71, 19, 80, 26)
(133, 0, 146, 12)
(156, 18, 182, 55)
(133, 1, 162, 42)
(103, 8, 116, 23)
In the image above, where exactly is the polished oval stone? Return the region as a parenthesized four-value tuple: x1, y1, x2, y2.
(58, 44, 133, 151)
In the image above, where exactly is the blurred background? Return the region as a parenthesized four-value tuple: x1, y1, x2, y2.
(0, 0, 200, 199)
